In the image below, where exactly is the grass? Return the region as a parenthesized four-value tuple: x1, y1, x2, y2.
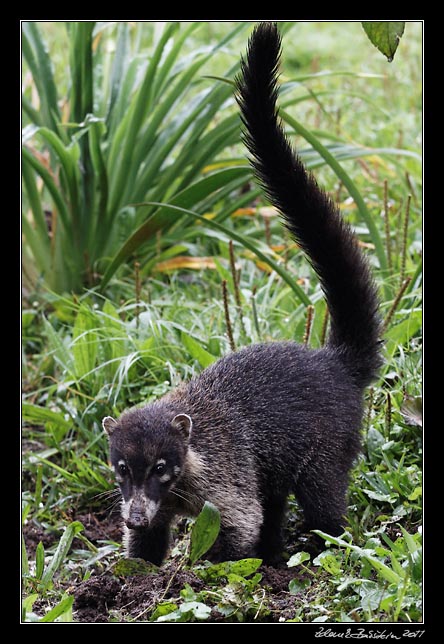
(22, 21, 422, 624)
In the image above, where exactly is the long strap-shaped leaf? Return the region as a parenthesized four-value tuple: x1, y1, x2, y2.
(22, 22, 61, 135)
(103, 200, 311, 306)
(100, 166, 250, 286)
(107, 22, 181, 208)
(281, 110, 390, 298)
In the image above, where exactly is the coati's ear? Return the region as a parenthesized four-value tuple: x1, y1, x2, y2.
(102, 416, 118, 436)
(171, 413, 193, 440)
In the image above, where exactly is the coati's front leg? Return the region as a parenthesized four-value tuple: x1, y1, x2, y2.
(124, 520, 171, 566)
(206, 493, 264, 562)
(257, 494, 287, 565)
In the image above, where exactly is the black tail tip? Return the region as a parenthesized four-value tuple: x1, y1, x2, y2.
(248, 21, 281, 49)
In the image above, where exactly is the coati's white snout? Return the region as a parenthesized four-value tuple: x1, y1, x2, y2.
(122, 492, 159, 529)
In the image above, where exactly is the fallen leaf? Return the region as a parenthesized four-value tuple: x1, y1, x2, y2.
(153, 256, 217, 272)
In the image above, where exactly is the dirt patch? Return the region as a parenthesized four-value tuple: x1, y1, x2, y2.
(73, 563, 207, 623)
(74, 576, 122, 623)
(23, 507, 122, 557)
(260, 565, 301, 593)
(24, 496, 308, 623)
(22, 522, 62, 555)
(72, 559, 306, 623)
(74, 510, 122, 544)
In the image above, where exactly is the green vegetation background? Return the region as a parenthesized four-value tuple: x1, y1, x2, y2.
(22, 21, 422, 623)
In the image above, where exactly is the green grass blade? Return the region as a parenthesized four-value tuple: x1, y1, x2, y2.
(22, 22, 60, 133)
(22, 158, 48, 241)
(105, 22, 130, 126)
(131, 88, 216, 205)
(69, 22, 95, 223)
(118, 54, 212, 210)
(22, 534, 29, 576)
(69, 22, 95, 123)
(35, 541, 45, 579)
(21, 212, 50, 280)
(41, 315, 75, 375)
(150, 22, 201, 103)
(22, 152, 52, 278)
(87, 119, 109, 254)
(22, 95, 42, 126)
(22, 147, 71, 234)
(107, 22, 180, 205)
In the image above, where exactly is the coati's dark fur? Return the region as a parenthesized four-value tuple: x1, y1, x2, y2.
(103, 22, 381, 566)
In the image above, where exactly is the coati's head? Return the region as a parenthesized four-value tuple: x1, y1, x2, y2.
(102, 406, 192, 529)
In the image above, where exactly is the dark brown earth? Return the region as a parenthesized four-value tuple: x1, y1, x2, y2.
(71, 561, 307, 623)
(23, 506, 311, 623)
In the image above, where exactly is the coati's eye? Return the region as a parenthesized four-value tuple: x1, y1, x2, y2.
(117, 460, 128, 476)
(155, 461, 166, 476)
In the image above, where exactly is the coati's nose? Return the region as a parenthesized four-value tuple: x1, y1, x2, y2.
(125, 500, 150, 529)
(125, 509, 149, 529)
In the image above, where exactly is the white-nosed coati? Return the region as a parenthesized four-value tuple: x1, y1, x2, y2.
(102, 22, 381, 566)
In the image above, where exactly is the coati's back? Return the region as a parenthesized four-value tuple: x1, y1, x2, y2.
(103, 23, 381, 566)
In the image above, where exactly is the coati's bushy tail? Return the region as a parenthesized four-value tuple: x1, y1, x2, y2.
(236, 22, 381, 388)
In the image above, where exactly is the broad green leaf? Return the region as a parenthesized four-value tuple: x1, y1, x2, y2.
(408, 486, 422, 501)
(362, 22, 405, 62)
(22, 534, 29, 575)
(287, 551, 311, 568)
(40, 521, 84, 590)
(181, 331, 217, 368)
(35, 541, 45, 580)
(313, 551, 343, 575)
(22, 594, 39, 621)
(39, 594, 74, 623)
(189, 501, 221, 564)
(156, 601, 211, 623)
(384, 310, 422, 358)
(228, 558, 262, 577)
(150, 602, 179, 621)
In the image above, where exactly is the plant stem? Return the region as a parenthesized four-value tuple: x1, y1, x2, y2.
(382, 277, 412, 333)
(222, 279, 236, 352)
(320, 306, 329, 346)
(400, 195, 412, 286)
(383, 179, 393, 272)
(303, 305, 314, 345)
